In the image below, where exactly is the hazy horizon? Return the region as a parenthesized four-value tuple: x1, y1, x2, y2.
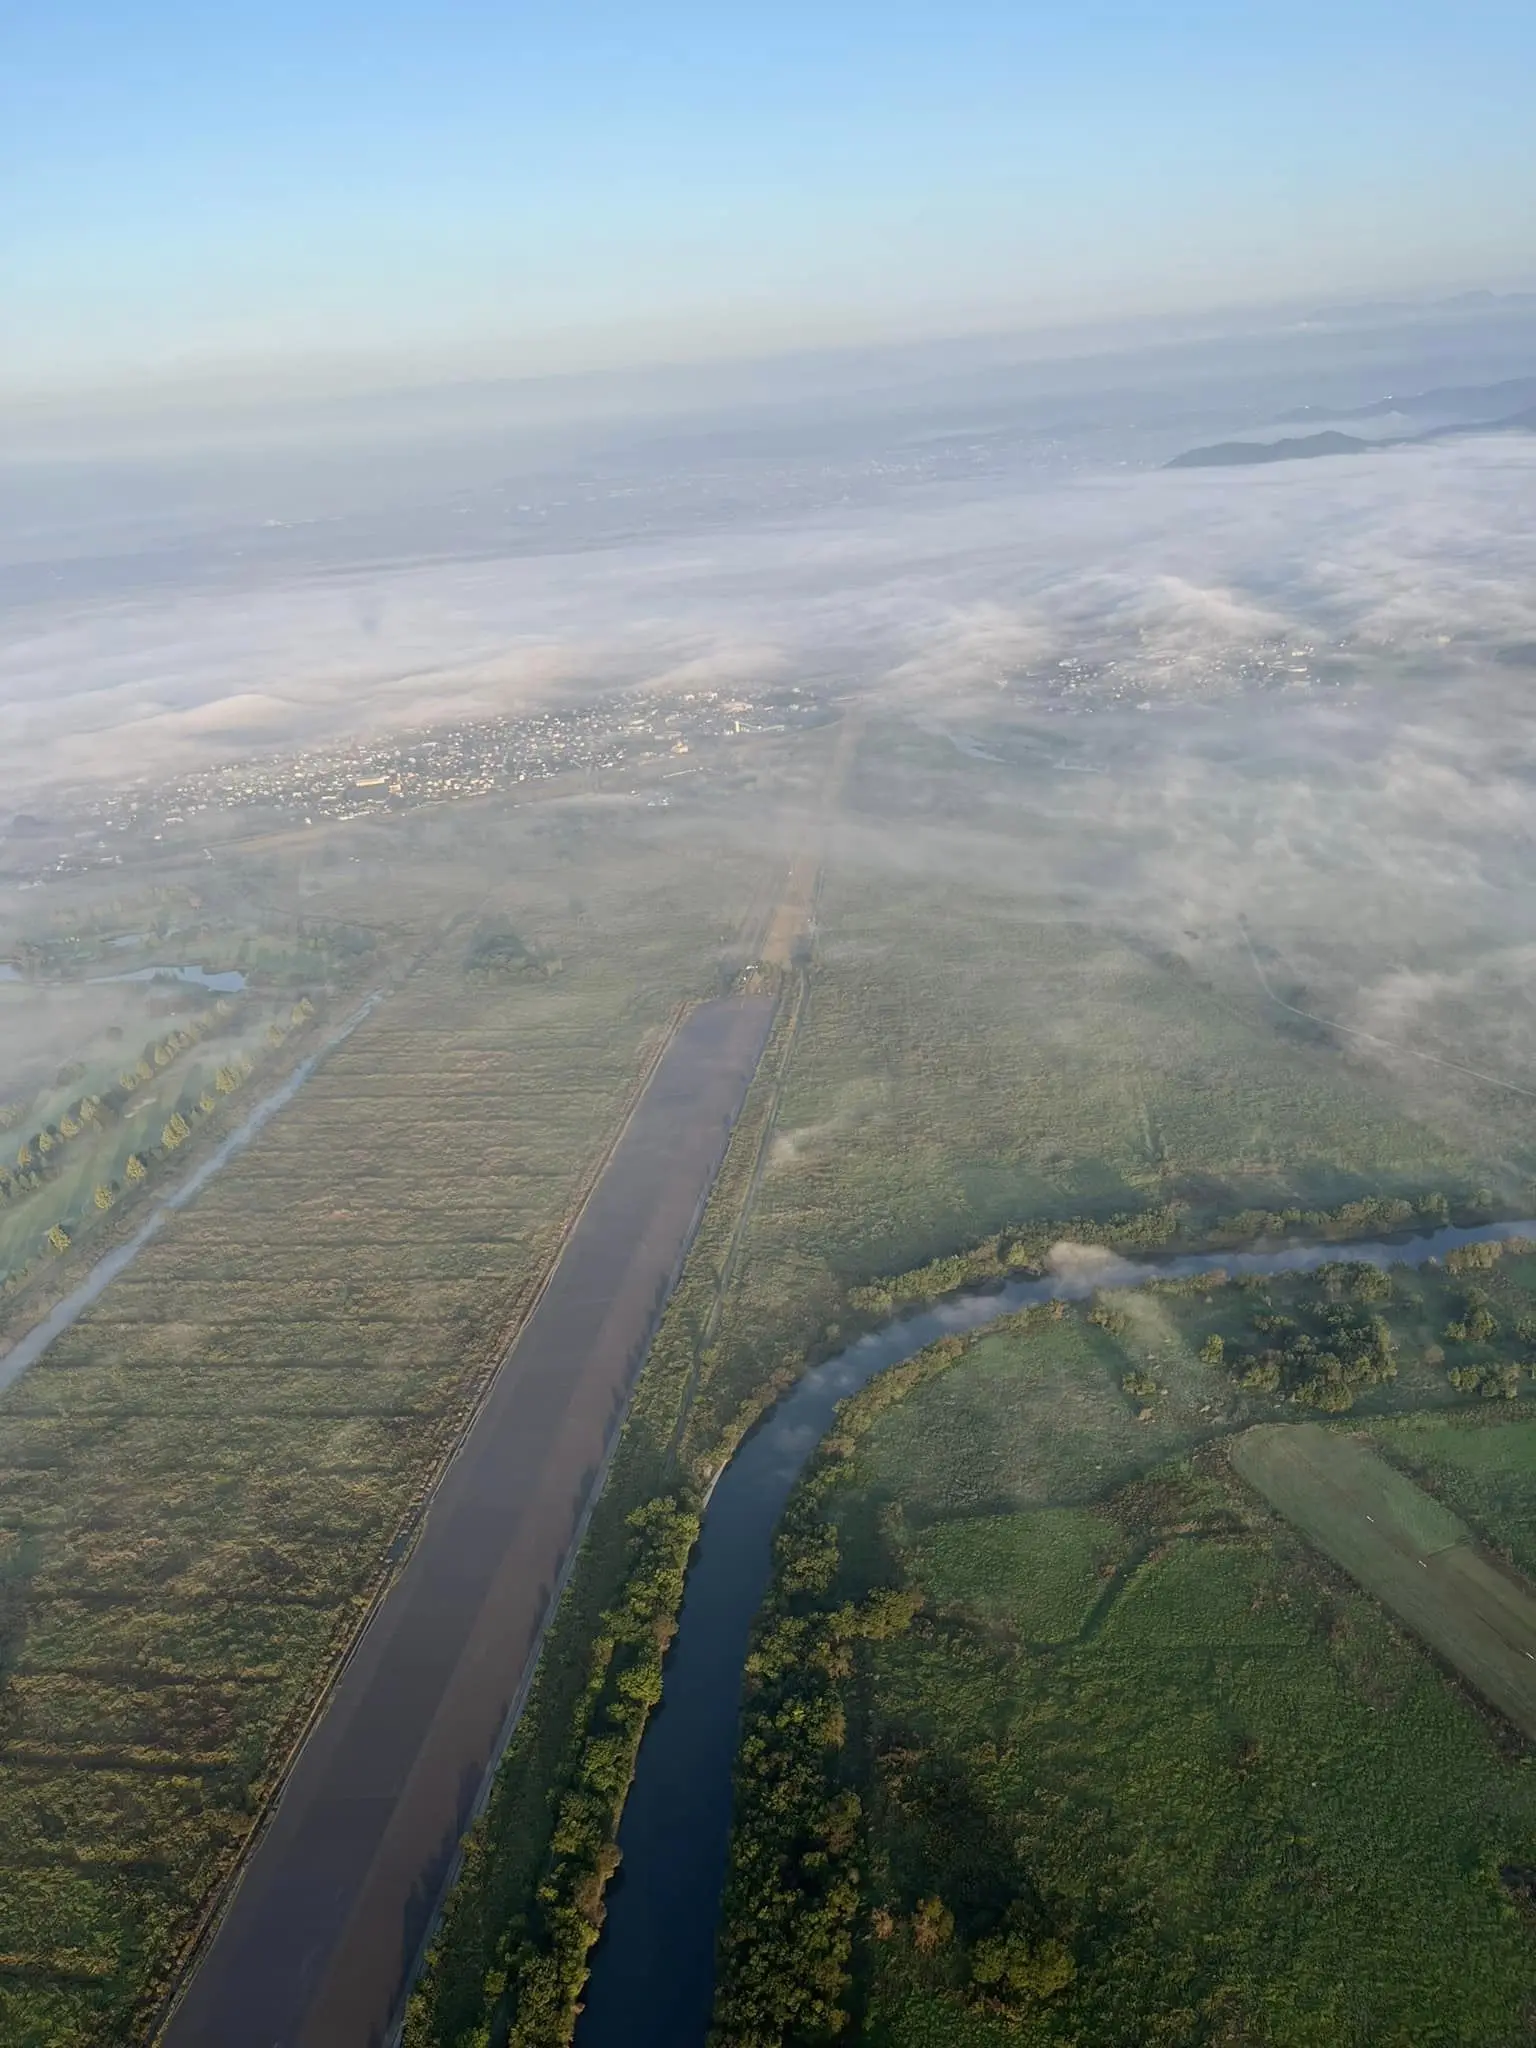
(2, 288, 1534, 798)
(10, 0, 1536, 406)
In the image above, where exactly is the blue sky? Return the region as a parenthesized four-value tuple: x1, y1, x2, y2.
(6, 0, 1536, 397)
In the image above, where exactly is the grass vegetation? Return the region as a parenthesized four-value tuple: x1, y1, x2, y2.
(0, 805, 767, 2047)
(482, 1494, 702, 2043)
(411, 832, 1536, 2047)
(0, 984, 327, 1309)
(1368, 1411, 1536, 1578)
(1232, 1422, 1536, 1738)
(679, 858, 1521, 1475)
(8, 722, 1536, 2046)
(0, 868, 398, 1317)
(714, 1285, 1536, 2047)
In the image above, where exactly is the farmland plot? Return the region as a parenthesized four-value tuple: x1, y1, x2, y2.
(1231, 1421, 1536, 1737)
(0, 849, 761, 2045)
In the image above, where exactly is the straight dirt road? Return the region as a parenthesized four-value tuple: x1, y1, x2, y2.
(161, 992, 778, 2048)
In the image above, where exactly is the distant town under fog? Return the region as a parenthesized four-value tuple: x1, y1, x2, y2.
(0, 685, 831, 886)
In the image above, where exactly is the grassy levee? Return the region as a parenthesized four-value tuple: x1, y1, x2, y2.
(0, 902, 752, 2046)
(713, 1300, 1536, 2048)
(1232, 1422, 1536, 1738)
(401, 984, 803, 2048)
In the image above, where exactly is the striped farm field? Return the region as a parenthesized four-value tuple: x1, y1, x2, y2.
(1231, 1421, 1536, 1737)
(0, 829, 766, 2048)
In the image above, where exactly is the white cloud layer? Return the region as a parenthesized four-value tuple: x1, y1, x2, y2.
(2, 414, 1534, 796)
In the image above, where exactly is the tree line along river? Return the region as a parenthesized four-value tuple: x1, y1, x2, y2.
(576, 1216, 1536, 2048)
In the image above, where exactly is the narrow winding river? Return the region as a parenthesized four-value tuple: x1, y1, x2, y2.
(576, 1216, 1536, 2048)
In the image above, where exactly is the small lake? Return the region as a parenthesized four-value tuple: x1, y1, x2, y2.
(1, 962, 246, 993)
(576, 1216, 1536, 2048)
(88, 963, 246, 993)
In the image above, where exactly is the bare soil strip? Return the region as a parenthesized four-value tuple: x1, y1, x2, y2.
(756, 709, 859, 970)
(1232, 1422, 1536, 1738)
(159, 993, 777, 2048)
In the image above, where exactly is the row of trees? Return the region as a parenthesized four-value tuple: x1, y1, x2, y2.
(112, 997, 238, 1100)
(712, 1408, 1083, 2045)
(1, 997, 258, 1206)
(846, 1192, 1488, 1326)
(1208, 1192, 1456, 1248)
(1447, 1362, 1525, 1399)
(847, 1206, 1184, 1319)
(405, 1496, 700, 2048)
(2, 1092, 106, 1197)
(711, 1477, 920, 2046)
(402, 992, 805, 2048)
(4, 1037, 271, 1286)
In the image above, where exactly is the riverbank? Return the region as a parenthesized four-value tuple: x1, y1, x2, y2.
(578, 1214, 1536, 2048)
(400, 983, 805, 2048)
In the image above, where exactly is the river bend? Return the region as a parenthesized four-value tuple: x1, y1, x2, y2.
(577, 1216, 1536, 2048)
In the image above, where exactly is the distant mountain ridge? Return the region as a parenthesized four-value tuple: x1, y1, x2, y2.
(1279, 374, 1536, 424)
(1166, 396, 1536, 471)
(1167, 430, 1371, 469)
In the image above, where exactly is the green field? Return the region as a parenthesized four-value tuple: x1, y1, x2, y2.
(856, 1505, 1536, 2047)
(9, 708, 1536, 2047)
(0, 800, 769, 2046)
(0, 979, 329, 1307)
(714, 1288, 1536, 2048)
(678, 703, 1536, 1470)
(1232, 1422, 1536, 1739)
(1368, 1414, 1536, 1577)
(680, 847, 1520, 1468)
(0, 874, 400, 1312)
(412, 763, 1536, 2044)
(909, 1510, 1128, 1642)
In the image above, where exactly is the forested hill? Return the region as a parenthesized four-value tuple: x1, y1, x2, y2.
(1168, 403, 1536, 469)
(1166, 430, 1371, 468)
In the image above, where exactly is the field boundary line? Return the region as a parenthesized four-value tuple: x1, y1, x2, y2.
(1229, 1421, 1536, 1741)
(148, 996, 691, 2046)
(0, 987, 388, 1399)
(1238, 914, 1536, 1103)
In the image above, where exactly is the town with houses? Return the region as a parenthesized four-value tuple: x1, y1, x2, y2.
(2, 629, 1341, 889)
(2, 685, 826, 885)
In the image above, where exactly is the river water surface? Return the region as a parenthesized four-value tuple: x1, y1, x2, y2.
(577, 1215, 1536, 2048)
